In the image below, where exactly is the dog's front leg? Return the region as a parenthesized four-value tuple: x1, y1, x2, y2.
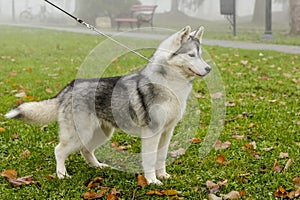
(155, 127, 174, 179)
(141, 133, 163, 185)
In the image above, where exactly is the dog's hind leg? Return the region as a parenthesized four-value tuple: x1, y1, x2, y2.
(55, 117, 82, 179)
(80, 122, 114, 169)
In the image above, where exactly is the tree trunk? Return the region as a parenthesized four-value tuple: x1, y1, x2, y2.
(170, 0, 180, 14)
(289, 0, 300, 35)
(252, 0, 266, 25)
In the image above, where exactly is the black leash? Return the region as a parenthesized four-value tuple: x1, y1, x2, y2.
(44, 0, 150, 62)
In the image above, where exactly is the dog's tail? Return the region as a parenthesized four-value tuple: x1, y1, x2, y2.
(5, 98, 59, 125)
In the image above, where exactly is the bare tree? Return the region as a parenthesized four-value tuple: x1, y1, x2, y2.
(289, 0, 300, 35)
(170, 0, 205, 14)
(252, 0, 265, 24)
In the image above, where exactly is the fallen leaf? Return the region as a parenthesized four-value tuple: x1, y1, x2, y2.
(239, 190, 246, 197)
(1, 169, 18, 179)
(111, 142, 119, 148)
(191, 138, 202, 144)
(283, 159, 292, 171)
(272, 160, 283, 172)
(211, 92, 223, 99)
(46, 174, 55, 180)
(137, 174, 148, 187)
(216, 154, 229, 165)
(232, 135, 246, 140)
(206, 180, 220, 193)
(106, 188, 119, 200)
(161, 190, 179, 196)
(9, 175, 34, 187)
(83, 189, 107, 200)
(225, 102, 236, 107)
(208, 193, 222, 200)
(221, 190, 241, 199)
(293, 177, 300, 187)
(10, 70, 17, 76)
(85, 177, 104, 188)
(20, 149, 30, 159)
(214, 140, 231, 150)
(261, 147, 274, 151)
(217, 179, 228, 186)
(279, 152, 289, 158)
(170, 148, 185, 158)
(45, 88, 53, 94)
(15, 92, 26, 98)
(274, 186, 288, 198)
(146, 190, 164, 196)
(12, 133, 20, 139)
(0, 127, 6, 132)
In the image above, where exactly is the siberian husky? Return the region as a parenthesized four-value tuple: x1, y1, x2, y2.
(5, 26, 211, 185)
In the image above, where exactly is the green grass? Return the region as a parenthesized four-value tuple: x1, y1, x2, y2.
(0, 25, 299, 199)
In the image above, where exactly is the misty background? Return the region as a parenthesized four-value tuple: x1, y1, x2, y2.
(0, 0, 299, 36)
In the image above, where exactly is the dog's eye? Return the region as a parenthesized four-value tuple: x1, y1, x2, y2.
(188, 54, 195, 57)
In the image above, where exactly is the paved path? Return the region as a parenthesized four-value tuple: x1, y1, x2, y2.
(3, 23, 300, 54)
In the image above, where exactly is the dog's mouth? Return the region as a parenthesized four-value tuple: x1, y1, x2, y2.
(187, 67, 207, 77)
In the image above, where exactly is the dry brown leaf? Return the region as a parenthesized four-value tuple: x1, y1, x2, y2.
(9, 175, 34, 187)
(137, 174, 148, 187)
(191, 138, 202, 144)
(279, 152, 289, 158)
(111, 142, 119, 148)
(0, 127, 6, 132)
(161, 190, 179, 196)
(261, 147, 274, 151)
(293, 177, 300, 187)
(211, 92, 223, 99)
(169, 195, 184, 200)
(214, 140, 231, 150)
(83, 189, 107, 200)
(206, 180, 220, 193)
(1, 169, 18, 179)
(146, 190, 164, 196)
(216, 154, 229, 165)
(12, 133, 20, 139)
(274, 186, 288, 198)
(106, 188, 119, 200)
(221, 190, 241, 199)
(283, 159, 293, 171)
(45, 88, 53, 94)
(20, 149, 30, 159)
(272, 159, 283, 172)
(46, 174, 55, 180)
(208, 193, 222, 200)
(232, 135, 246, 140)
(10, 70, 17, 76)
(170, 148, 185, 158)
(85, 177, 105, 188)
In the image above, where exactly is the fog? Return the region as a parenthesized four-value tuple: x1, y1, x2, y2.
(0, 0, 291, 36)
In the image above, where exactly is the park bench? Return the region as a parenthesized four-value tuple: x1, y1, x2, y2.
(114, 5, 157, 30)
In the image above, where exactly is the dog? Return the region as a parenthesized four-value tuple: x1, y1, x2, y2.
(5, 26, 211, 185)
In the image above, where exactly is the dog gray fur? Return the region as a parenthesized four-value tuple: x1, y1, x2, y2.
(5, 26, 211, 185)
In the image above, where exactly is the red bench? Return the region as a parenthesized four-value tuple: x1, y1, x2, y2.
(114, 5, 157, 30)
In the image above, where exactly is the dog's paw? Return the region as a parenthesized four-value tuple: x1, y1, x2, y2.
(157, 172, 171, 179)
(96, 163, 110, 168)
(57, 172, 71, 179)
(147, 178, 163, 186)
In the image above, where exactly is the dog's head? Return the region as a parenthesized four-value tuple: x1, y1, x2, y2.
(154, 26, 211, 78)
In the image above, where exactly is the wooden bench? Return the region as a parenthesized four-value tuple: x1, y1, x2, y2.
(114, 5, 157, 30)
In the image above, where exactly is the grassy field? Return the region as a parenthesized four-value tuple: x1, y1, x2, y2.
(0, 25, 299, 199)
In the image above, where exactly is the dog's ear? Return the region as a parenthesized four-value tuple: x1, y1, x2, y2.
(177, 26, 191, 44)
(194, 26, 205, 43)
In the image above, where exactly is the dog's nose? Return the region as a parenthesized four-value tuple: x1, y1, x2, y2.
(205, 66, 211, 72)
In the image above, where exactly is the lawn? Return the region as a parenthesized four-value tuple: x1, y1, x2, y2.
(0, 25, 299, 199)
